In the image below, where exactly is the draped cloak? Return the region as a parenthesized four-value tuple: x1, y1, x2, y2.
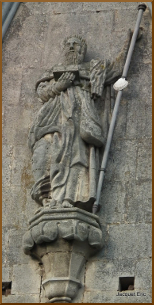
(28, 60, 122, 211)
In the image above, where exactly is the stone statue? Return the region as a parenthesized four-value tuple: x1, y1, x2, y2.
(23, 32, 137, 303)
(28, 34, 130, 213)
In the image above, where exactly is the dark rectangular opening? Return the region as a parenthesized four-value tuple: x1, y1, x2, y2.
(119, 277, 134, 291)
(2, 281, 12, 296)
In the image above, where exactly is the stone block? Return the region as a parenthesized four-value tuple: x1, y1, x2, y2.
(99, 181, 126, 224)
(2, 105, 21, 146)
(85, 259, 118, 291)
(3, 13, 45, 70)
(113, 291, 152, 303)
(11, 145, 33, 187)
(105, 139, 137, 183)
(2, 65, 22, 106)
(124, 180, 152, 224)
(2, 144, 13, 187)
(12, 263, 41, 294)
(2, 294, 40, 303)
(104, 223, 152, 260)
(126, 101, 152, 141)
(136, 139, 152, 180)
(2, 101, 34, 148)
(2, 266, 10, 282)
(83, 291, 114, 303)
(125, 67, 152, 140)
(20, 67, 42, 109)
(83, 289, 152, 303)
(135, 258, 152, 290)
(2, 186, 29, 229)
(85, 258, 137, 291)
(25, 2, 83, 16)
(84, 220, 152, 264)
(144, 210, 152, 223)
(2, 228, 9, 265)
(82, 2, 137, 12)
(7, 229, 30, 265)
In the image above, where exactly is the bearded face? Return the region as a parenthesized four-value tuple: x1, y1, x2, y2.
(63, 37, 86, 65)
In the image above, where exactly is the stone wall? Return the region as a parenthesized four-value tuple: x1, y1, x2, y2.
(2, 2, 152, 303)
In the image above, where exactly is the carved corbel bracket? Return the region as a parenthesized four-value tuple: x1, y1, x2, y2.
(23, 208, 103, 303)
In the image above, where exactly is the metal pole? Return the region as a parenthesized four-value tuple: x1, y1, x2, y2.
(2, 2, 13, 25)
(147, 2, 152, 16)
(2, 2, 21, 41)
(122, 4, 147, 78)
(92, 3, 146, 214)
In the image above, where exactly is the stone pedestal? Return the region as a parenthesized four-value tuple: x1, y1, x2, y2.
(23, 208, 103, 302)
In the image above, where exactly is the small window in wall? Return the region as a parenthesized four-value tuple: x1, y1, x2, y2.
(119, 277, 134, 291)
(2, 282, 12, 296)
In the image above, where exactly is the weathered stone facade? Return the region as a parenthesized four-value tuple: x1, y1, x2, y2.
(2, 2, 152, 303)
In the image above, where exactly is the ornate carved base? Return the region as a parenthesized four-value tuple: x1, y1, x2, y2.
(23, 208, 103, 302)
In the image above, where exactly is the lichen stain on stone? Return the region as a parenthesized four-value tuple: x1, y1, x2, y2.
(21, 163, 34, 189)
(20, 163, 34, 210)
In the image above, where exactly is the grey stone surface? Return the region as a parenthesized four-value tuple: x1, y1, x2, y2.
(2, 228, 9, 265)
(25, 2, 83, 15)
(2, 295, 40, 303)
(101, 223, 152, 260)
(105, 139, 138, 182)
(99, 179, 152, 225)
(2, 65, 23, 106)
(135, 258, 152, 290)
(11, 263, 41, 295)
(2, 186, 28, 229)
(2, 144, 12, 187)
(7, 230, 30, 265)
(136, 139, 152, 180)
(124, 181, 152, 224)
(2, 266, 10, 282)
(82, 2, 138, 12)
(84, 258, 152, 302)
(83, 290, 152, 303)
(85, 258, 136, 291)
(11, 145, 33, 187)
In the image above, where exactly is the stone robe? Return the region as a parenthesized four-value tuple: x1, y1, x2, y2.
(29, 58, 124, 212)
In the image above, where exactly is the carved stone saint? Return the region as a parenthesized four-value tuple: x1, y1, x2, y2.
(28, 35, 130, 213)
(23, 34, 131, 303)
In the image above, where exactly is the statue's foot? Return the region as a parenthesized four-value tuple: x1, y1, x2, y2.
(62, 200, 73, 208)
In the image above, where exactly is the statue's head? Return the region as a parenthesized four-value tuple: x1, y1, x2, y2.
(63, 35, 87, 64)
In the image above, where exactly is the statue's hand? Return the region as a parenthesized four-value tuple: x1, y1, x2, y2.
(54, 72, 75, 93)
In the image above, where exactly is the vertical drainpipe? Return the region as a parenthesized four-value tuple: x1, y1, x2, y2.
(2, 2, 21, 41)
(147, 2, 152, 16)
(2, 2, 14, 25)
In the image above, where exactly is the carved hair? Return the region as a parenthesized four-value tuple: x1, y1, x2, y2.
(63, 35, 87, 55)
